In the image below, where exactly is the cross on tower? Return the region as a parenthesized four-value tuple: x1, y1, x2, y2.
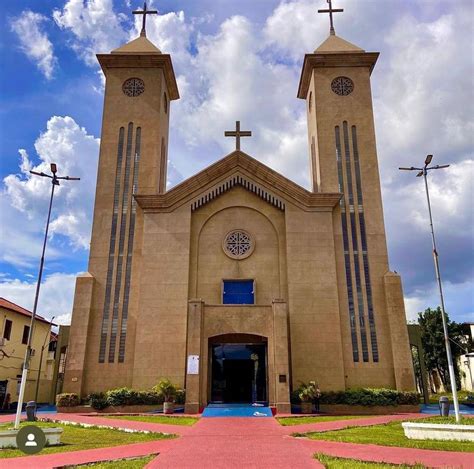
(318, 0, 344, 36)
(224, 121, 252, 151)
(133, 1, 158, 37)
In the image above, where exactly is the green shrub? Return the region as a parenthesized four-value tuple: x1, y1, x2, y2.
(56, 393, 80, 407)
(291, 388, 419, 406)
(319, 388, 419, 406)
(106, 387, 139, 406)
(153, 378, 179, 403)
(135, 390, 164, 405)
(298, 381, 321, 403)
(87, 388, 164, 408)
(175, 389, 186, 405)
(88, 392, 109, 410)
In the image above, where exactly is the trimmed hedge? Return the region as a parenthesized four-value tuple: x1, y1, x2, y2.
(88, 392, 109, 410)
(84, 386, 185, 410)
(56, 393, 80, 407)
(290, 388, 419, 406)
(57, 385, 186, 410)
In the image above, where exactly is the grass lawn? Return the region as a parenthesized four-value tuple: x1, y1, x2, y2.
(277, 415, 366, 426)
(104, 415, 198, 426)
(316, 454, 426, 468)
(299, 416, 474, 452)
(0, 421, 175, 458)
(79, 455, 155, 468)
(427, 390, 471, 404)
(406, 416, 473, 425)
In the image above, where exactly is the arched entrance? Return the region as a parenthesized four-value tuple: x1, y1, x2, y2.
(209, 334, 268, 404)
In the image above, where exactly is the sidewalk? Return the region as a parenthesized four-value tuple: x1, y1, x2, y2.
(0, 412, 471, 468)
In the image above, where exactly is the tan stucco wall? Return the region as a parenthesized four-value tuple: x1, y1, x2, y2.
(189, 186, 287, 304)
(131, 205, 191, 390)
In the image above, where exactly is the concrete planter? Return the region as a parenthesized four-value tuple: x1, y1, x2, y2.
(300, 402, 313, 414)
(163, 402, 174, 414)
(58, 404, 163, 414)
(0, 427, 63, 449)
(319, 404, 420, 415)
(402, 422, 474, 442)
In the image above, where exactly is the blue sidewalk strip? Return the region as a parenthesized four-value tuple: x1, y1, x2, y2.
(420, 404, 474, 415)
(202, 404, 272, 417)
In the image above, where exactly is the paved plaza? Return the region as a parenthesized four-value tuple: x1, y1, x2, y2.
(0, 412, 472, 468)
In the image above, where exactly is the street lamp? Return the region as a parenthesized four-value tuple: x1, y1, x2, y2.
(399, 154, 460, 423)
(14, 164, 79, 430)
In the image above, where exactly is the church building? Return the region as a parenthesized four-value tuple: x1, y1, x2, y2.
(64, 3, 415, 413)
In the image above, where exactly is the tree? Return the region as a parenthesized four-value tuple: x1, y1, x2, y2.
(418, 307, 469, 391)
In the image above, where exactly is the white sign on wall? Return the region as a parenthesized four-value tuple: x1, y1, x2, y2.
(187, 355, 199, 375)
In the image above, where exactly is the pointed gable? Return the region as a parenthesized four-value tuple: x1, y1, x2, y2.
(135, 151, 341, 212)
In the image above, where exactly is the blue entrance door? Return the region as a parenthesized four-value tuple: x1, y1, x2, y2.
(223, 280, 254, 304)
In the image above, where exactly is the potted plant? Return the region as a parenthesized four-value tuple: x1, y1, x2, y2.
(153, 378, 178, 414)
(298, 381, 320, 414)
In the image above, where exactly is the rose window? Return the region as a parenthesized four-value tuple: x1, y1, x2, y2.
(331, 76, 354, 96)
(223, 230, 254, 259)
(122, 78, 145, 97)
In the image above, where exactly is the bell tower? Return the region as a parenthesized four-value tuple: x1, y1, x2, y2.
(296, 1, 414, 390)
(64, 6, 180, 394)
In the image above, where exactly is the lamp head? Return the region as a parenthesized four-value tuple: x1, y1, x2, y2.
(50, 163, 57, 174)
(425, 154, 433, 166)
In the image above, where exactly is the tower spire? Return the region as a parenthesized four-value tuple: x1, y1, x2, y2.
(318, 0, 344, 36)
(133, 1, 158, 37)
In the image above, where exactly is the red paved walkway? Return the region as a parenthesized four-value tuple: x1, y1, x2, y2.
(145, 417, 322, 469)
(1, 413, 472, 468)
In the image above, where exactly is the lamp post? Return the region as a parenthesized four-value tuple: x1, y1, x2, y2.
(399, 154, 460, 423)
(14, 163, 79, 430)
(34, 316, 55, 404)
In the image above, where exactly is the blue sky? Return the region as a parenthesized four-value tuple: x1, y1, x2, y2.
(0, 0, 472, 325)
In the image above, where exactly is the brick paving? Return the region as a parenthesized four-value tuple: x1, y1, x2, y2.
(0, 412, 472, 468)
(145, 417, 322, 469)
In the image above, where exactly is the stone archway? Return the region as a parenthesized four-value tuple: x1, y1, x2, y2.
(208, 334, 268, 404)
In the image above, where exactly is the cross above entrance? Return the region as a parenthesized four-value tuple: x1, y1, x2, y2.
(224, 121, 252, 151)
(133, 1, 158, 37)
(318, 0, 344, 36)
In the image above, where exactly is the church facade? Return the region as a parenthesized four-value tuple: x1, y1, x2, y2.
(64, 18, 415, 413)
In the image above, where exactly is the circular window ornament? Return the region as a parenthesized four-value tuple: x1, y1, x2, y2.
(331, 76, 354, 96)
(223, 230, 255, 260)
(122, 77, 145, 97)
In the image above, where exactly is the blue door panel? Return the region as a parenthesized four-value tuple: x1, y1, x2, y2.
(223, 280, 254, 304)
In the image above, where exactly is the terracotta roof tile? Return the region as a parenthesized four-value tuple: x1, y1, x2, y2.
(0, 297, 55, 325)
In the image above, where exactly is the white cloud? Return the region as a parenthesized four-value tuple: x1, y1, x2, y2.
(0, 272, 77, 324)
(161, 14, 310, 186)
(375, 9, 474, 175)
(2, 116, 99, 267)
(133, 9, 193, 69)
(404, 280, 474, 324)
(263, 0, 325, 60)
(53, 0, 128, 65)
(10, 10, 57, 79)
